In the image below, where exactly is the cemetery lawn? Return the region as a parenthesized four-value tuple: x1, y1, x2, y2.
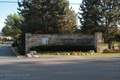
(38, 53, 120, 57)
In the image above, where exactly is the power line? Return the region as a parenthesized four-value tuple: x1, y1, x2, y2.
(0, 1, 80, 5)
(0, 1, 17, 3)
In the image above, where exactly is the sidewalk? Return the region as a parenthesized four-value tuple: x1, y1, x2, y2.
(11, 47, 21, 58)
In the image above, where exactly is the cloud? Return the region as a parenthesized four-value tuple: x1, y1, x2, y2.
(0, 19, 5, 31)
(0, 24, 5, 27)
(0, 19, 5, 22)
(0, 24, 5, 31)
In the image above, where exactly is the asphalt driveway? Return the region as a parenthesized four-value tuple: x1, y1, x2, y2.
(0, 45, 16, 57)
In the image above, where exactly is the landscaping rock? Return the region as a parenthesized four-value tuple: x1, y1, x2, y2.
(67, 53, 70, 55)
(33, 55, 39, 57)
(56, 53, 60, 55)
(74, 53, 77, 56)
(30, 53, 34, 55)
(85, 53, 88, 55)
(82, 53, 85, 55)
(90, 53, 94, 55)
(86, 53, 89, 55)
(26, 53, 32, 57)
(89, 50, 95, 53)
(30, 51, 37, 55)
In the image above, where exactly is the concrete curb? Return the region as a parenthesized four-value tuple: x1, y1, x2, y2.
(11, 47, 21, 58)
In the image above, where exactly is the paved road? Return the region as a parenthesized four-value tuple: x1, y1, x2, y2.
(0, 57, 120, 80)
(6, 41, 13, 45)
(0, 45, 16, 57)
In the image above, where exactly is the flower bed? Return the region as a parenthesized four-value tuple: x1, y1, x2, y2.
(36, 50, 96, 56)
(30, 45, 95, 52)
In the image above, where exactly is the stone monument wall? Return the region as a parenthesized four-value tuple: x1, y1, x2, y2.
(25, 32, 103, 54)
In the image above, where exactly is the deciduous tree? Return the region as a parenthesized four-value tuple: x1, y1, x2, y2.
(1, 13, 22, 37)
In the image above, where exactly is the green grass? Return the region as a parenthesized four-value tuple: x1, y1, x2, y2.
(0, 42, 7, 44)
(103, 43, 120, 50)
(81, 53, 120, 57)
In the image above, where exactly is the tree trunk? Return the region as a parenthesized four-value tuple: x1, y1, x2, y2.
(19, 33, 25, 55)
(106, 19, 112, 49)
(108, 29, 112, 49)
(112, 42, 115, 50)
(108, 41, 112, 50)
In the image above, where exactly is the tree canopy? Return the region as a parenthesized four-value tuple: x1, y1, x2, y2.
(79, 0, 120, 34)
(1, 13, 22, 37)
(17, 0, 77, 55)
(79, 0, 120, 49)
(18, 0, 77, 34)
(79, 0, 102, 33)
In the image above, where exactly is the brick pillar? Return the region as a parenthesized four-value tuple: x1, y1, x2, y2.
(25, 33, 31, 54)
(95, 32, 103, 53)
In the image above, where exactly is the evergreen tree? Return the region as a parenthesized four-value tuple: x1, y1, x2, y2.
(79, 0, 120, 49)
(79, 0, 102, 34)
(100, 0, 120, 49)
(18, 0, 77, 34)
(60, 8, 77, 34)
(17, 0, 77, 54)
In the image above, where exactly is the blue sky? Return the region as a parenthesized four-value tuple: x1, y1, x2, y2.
(0, 0, 82, 31)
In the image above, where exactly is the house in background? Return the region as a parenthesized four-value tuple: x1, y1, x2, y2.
(0, 33, 13, 40)
(0, 36, 13, 40)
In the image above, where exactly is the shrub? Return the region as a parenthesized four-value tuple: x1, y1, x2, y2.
(30, 45, 95, 52)
(1, 42, 6, 44)
(12, 43, 16, 47)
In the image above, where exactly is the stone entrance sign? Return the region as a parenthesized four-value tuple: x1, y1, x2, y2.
(60, 37, 94, 45)
(25, 32, 103, 54)
(42, 38, 48, 44)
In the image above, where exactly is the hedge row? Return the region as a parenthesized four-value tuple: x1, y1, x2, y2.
(30, 45, 95, 52)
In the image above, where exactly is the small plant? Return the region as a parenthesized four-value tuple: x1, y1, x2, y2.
(110, 49, 114, 52)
